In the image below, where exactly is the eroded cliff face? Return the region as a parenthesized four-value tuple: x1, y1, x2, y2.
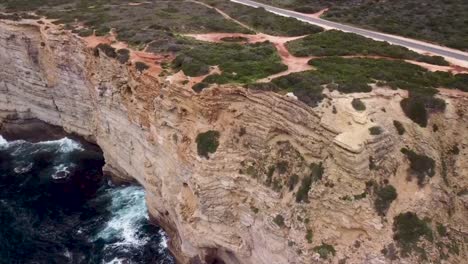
(0, 19, 467, 264)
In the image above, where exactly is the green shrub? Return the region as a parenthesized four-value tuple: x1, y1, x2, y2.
(135, 61, 149, 73)
(313, 243, 336, 259)
(196, 130, 220, 159)
(296, 163, 323, 203)
(95, 43, 116, 58)
(374, 185, 397, 216)
(288, 174, 299, 191)
(400, 97, 428, 127)
(192, 82, 209, 93)
(116, 49, 130, 64)
(393, 212, 433, 255)
(401, 148, 435, 186)
(276, 161, 288, 174)
(351, 98, 366, 111)
(220, 36, 248, 42)
(273, 214, 285, 227)
(393, 120, 405, 135)
(369, 126, 383, 135)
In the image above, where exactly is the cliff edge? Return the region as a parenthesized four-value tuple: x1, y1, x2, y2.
(0, 19, 467, 264)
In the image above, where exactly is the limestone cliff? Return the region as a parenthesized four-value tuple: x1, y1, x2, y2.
(0, 19, 467, 264)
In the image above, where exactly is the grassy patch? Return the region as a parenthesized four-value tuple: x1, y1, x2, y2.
(393, 212, 433, 256)
(286, 30, 448, 65)
(401, 148, 435, 186)
(173, 41, 287, 84)
(196, 130, 220, 159)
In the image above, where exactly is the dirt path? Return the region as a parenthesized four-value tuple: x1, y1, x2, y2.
(189, 0, 254, 32)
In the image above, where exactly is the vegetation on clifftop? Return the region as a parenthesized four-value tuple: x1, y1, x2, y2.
(286, 30, 448, 65)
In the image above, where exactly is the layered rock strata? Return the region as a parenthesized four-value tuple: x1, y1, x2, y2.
(1, 19, 467, 264)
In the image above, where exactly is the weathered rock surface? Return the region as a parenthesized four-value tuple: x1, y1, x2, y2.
(0, 19, 467, 264)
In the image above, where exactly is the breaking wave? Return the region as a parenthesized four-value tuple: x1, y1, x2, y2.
(0, 135, 174, 264)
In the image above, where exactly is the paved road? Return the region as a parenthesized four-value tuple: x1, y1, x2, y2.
(231, 0, 468, 62)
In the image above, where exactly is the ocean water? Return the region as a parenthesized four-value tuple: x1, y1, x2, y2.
(0, 135, 174, 264)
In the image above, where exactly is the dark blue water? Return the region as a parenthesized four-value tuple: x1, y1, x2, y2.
(0, 136, 174, 264)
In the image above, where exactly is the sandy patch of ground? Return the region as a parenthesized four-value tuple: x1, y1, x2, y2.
(309, 8, 328, 18)
(166, 66, 221, 87)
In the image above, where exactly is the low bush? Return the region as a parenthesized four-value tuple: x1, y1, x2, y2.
(288, 174, 299, 191)
(273, 214, 285, 227)
(192, 82, 209, 93)
(351, 98, 366, 111)
(196, 130, 220, 159)
(393, 212, 433, 255)
(313, 243, 336, 259)
(135, 61, 149, 73)
(306, 229, 313, 243)
(220, 36, 248, 42)
(296, 163, 323, 203)
(116, 49, 130, 64)
(374, 185, 397, 216)
(393, 120, 405, 135)
(369, 126, 383, 135)
(95, 43, 116, 58)
(401, 148, 435, 186)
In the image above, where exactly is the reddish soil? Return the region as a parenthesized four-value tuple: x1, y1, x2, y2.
(83, 35, 174, 77)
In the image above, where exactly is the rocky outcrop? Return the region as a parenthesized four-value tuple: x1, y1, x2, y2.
(1, 19, 467, 264)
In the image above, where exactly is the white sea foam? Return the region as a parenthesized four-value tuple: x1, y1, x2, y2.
(94, 186, 149, 247)
(38, 137, 83, 153)
(13, 162, 33, 174)
(52, 163, 74, 179)
(158, 229, 168, 253)
(105, 257, 129, 264)
(0, 135, 8, 149)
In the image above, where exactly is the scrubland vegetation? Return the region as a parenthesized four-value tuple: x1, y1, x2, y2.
(286, 30, 448, 65)
(255, 0, 468, 51)
(199, 0, 323, 36)
(173, 41, 287, 84)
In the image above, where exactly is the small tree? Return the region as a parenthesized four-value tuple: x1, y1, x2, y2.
(351, 98, 366, 111)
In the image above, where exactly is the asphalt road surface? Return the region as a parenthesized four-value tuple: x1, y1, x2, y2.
(231, 0, 468, 62)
